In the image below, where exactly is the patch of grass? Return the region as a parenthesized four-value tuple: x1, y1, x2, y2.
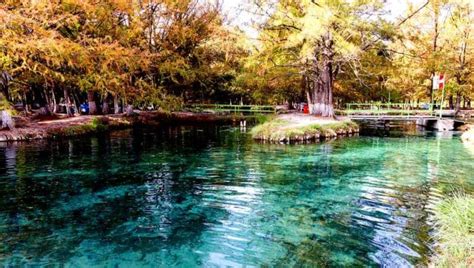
(432, 193, 474, 267)
(254, 114, 275, 124)
(250, 117, 359, 142)
(250, 119, 288, 139)
(91, 117, 109, 132)
(48, 117, 110, 138)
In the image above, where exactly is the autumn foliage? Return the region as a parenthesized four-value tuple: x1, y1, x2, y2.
(0, 0, 473, 119)
(0, 0, 247, 116)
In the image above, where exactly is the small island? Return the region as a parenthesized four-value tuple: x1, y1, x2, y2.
(251, 114, 359, 143)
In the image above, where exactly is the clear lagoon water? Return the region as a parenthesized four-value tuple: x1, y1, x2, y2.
(0, 126, 473, 267)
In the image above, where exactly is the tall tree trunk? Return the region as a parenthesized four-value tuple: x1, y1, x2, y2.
(102, 93, 110, 114)
(22, 92, 29, 115)
(0, 92, 13, 129)
(72, 91, 81, 114)
(455, 92, 462, 114)
(0, 72, 13, 129)
(308, 31, 335, 117)
(455, 36, 467, 115)
(64, 88, 73, 117)
(87, 90, 97, 115)
(37, 86, 51, 116)
(51, 88, 59, 113)
(42, 88, 53, 115)
(114, 94, 121, 114)
(302, 71, 311, 111)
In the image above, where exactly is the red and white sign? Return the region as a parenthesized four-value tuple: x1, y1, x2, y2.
(433, 73, 445, 90)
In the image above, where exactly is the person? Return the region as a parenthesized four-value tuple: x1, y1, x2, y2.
(80, 103, 89, 114)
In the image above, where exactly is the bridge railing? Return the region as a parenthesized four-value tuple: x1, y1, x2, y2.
(186, 104, 276, 114)
(342, 103, 436, 117)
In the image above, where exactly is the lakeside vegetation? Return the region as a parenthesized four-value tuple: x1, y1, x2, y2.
(432, 193, 474, 267)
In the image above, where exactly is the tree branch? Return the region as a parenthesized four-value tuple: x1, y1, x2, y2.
(362, 0, 430, 51)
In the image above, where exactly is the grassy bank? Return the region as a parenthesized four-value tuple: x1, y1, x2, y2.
(250, 115, 359, 142)
(47, 117, 129, 138)
(432, 193, 474, 267)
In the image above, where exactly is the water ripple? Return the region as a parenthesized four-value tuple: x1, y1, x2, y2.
(0, 128, 473, 267)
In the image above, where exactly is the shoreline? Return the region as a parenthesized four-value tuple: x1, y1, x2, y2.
(0, 112, 248, 142)
(2, 112, 467, 143)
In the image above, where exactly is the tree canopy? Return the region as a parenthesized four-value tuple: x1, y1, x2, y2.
(0, 0, 472, 120)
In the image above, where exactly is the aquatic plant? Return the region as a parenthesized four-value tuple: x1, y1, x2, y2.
(432, 193, 474, 267)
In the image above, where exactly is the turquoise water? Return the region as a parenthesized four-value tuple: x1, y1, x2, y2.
(0, 127, 473, 267)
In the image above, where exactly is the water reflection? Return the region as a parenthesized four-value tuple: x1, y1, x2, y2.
(0, 127, 473, 266)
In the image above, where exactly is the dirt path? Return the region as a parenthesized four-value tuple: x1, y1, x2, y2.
(276, 114, 340, 129)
